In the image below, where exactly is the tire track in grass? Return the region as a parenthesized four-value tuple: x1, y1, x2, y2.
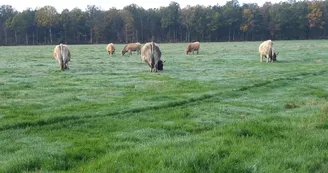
(0, 69, 327, 131)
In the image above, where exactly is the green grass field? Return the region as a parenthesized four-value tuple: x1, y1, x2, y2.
(1, 40, 328, 173)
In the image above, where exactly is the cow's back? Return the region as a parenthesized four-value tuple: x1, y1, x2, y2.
(259, 40, 273, 54)
(124, 43, 139, 51)
(106, 43, 115, 54)
(141, 42, 152, 61)
(191, 42, 200, 50)
(186, 41, 200, 54)
(53, 45, 60, 61)
(106, 43, 115, 51)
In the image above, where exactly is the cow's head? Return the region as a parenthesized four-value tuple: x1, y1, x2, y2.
(185, 49, 189, 55)
(158, 60, 164, 71)
(273, 52, 279, 61)
(121, 50, 127, 56)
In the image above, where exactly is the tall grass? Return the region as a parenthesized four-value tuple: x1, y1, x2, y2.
(1, 40, 328, 172)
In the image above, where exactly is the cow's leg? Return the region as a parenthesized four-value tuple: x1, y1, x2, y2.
(266, 54, 269, 63)
(154, 62, 158, 72)
(64, 60, 68, 70)
(60, 61, 64, 71)
(197, 50, 199, 55)
(65, 60, 69, 70)
(58, 61, 62, 70)
(57, 58, 63, 71)
(150, 59, 155, 72)
(260, 55, 263, 63)
(144, 60, 152, 72)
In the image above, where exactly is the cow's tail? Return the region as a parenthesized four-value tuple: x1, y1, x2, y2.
(58, 44, 64, 70)
(150, 42, 155, 71)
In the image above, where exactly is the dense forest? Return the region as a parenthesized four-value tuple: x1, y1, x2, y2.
(0, 0, 327, 45)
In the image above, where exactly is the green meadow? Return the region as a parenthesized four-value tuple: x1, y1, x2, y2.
(1, 40, 328, 172)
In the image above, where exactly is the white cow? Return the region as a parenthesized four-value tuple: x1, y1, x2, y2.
(53, 44, 71, 71)
(259, 40, 278, 63)
(140, 42, 163, 72)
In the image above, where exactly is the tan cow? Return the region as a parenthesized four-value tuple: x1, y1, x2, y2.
(106, 43, 115, 56)
(185, 41, 200, 55)
(259, 40, 278, 63)
(53, 44, 71, 71)
(140, 42, 163, 72)
(121, 42, 141, 56)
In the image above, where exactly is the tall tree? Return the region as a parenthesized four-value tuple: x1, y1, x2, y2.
(123, 4, 146, 42)
(240, 4, 260, 41)
(240, 8, 254, 41)
(69, 8, 88, 43)
(160, 1, 181, 42)
(11, 12, 24, 44)
(59, 9, 71, 43)
(86, 5, 102, 43)
(104, 8, 124, 42)
(207, 5, 224, 41)
(308, 0, 326, 38)
(0, 5, 16, 45)
(120, 9, 135, 43)
(10, 8, 36, 45)
(180, 5, 195, 42)
(145, 8, 161, 41)
(35, 6, 58, 44)
(222, 0, 242, 41)
(268, 3, 282, 39)
(192, 5, 208, 41)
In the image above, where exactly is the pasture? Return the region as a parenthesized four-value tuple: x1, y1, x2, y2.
(1, 40, 328, 172)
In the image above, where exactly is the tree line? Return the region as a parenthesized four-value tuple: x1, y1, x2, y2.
(0, 0, 327, 45)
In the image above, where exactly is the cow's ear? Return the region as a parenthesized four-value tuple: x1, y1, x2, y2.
(276, 52, 279, 55)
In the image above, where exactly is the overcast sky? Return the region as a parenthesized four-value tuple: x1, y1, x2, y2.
(2, 0, 285, 12)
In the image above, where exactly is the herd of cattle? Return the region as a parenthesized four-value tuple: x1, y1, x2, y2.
(53, 40, 278, 72)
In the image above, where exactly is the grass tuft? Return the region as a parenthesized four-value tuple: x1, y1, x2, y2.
(284, 101, 299, 109)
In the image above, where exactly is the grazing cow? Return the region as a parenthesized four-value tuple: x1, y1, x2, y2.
(185, 41, 200, 55)
(53, 44, 71, 71)
(121, 42, 141, 56)
(106, 43, 115, 56)
(141, 42, 163, 72)
(259, 40, 278, 63)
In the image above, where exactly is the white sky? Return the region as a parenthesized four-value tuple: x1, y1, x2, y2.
(2, 0, 285, 12)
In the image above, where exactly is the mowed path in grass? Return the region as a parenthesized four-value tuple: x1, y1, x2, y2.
(1, 40, 328, 172)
